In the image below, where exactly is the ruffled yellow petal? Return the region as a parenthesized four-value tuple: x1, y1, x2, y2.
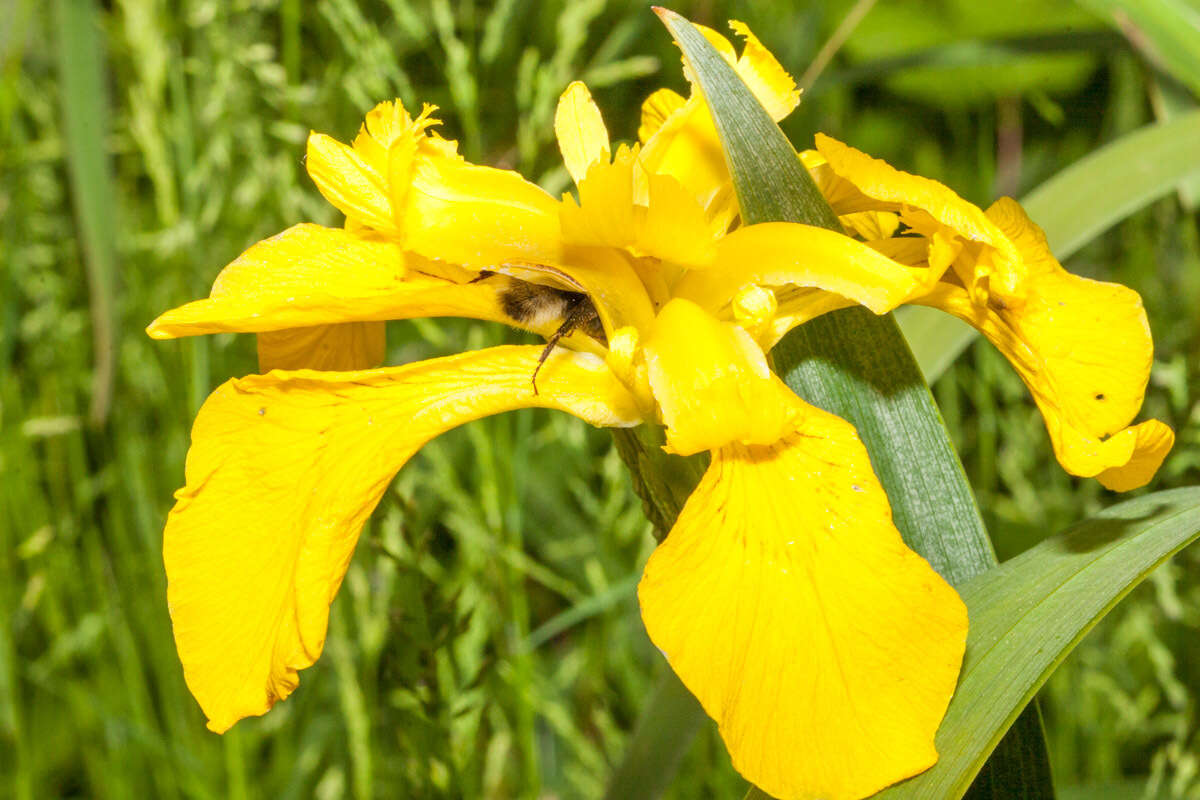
(256, 323, 385, 371)
(639, 394, 967, 800)
(559, 148, 719, 267)
(916, 198, 1172, 488)
(640, 21, 797, 215)
(727, 20, 801, 121)
(674, 222, 919, 315)
(814, 133, 1024, 298)
(555, 81, 611, 186)
(678, 21, 798, 123)
(145, 224, 512, 338)
(800, 149, 880, 216)
(643, 299, 791, 455)
(306, 100, 451, 235)
(166, 346, 644, 733)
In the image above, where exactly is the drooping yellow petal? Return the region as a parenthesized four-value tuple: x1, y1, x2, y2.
(814, 133, 1024, 298)
(555, 81, 611, 186)
(639, 394, 967, 800)
(1097, 419, 1175, 492)
(643, 299, 791, 455)
(916, 198, 1172, 488)
(256, 323, 385, 371)
(166, 346, 644, 733)
(674, 222, 919, 315)
(145, 224, 513, 338)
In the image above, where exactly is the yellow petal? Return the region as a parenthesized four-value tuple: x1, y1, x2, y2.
(639, 95, 730, 214)
(309, 100, 452, 234)
(555, 81, 611, 186)
(800, 149, 879, 216)
(814, 133, 1024, 297)
(497, 244, 656, 342)
(638, 87, 686, 143)
(841, 210, 899, 240)
(761, 289, 858, 350)
(674, 222, 919, 315)
(256, 322, 385, 372)
(639, 395, 967, 800)
(560, 150, 719, 267)
(640, 22, 796, 214)
(1097, 420, 1175, 492)
(145, 224, 513, 338)
(306, 133, 397, 234)
(643, 299, 791, 455)
(728, 20, 801, 121)
(917, 200, 1172, 487)
(166, 345, 644, 733)
(678, 22, 739, 87)
(404, 156, 562, 268)
(678, 21, 797, 123)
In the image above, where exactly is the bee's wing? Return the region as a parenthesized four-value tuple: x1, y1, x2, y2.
(491, 261, 584, 293)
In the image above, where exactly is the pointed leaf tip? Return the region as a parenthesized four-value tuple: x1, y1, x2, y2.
(652, 6, 679, 24)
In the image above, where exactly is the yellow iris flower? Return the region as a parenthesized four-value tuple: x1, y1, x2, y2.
(147, 20, 1170, 800)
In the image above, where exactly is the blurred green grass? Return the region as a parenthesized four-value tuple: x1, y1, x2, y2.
(2, 0, 1198, 797)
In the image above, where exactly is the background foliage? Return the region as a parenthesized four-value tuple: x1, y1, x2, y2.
(2, 0, 1199, 797)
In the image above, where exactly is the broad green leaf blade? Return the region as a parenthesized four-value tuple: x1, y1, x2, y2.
(1021, 109, 1200, 257)
(1076, 0, 1200, 95)
(899, 109, 1200, 382)
(1150, 79, 1200, 210)
(658, 10, 1053, 800)
(876, 487, 1200, 799)
(893, 306, 977, 395)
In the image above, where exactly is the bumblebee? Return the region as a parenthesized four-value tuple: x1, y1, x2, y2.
(478, 272, 606, 393)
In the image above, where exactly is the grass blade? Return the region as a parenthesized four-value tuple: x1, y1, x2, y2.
(53, 0, 118, 425)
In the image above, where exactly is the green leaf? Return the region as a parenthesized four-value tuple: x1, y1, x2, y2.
(655, 10, 1053, 800)
(875, 487, 1200, 799)
(899, 108, 1200, 382)
(1076, 0, 1200, 95)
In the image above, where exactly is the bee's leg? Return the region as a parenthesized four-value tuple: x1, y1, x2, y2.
(531, 315, 580, 396)
(468, 269, 496, 284)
